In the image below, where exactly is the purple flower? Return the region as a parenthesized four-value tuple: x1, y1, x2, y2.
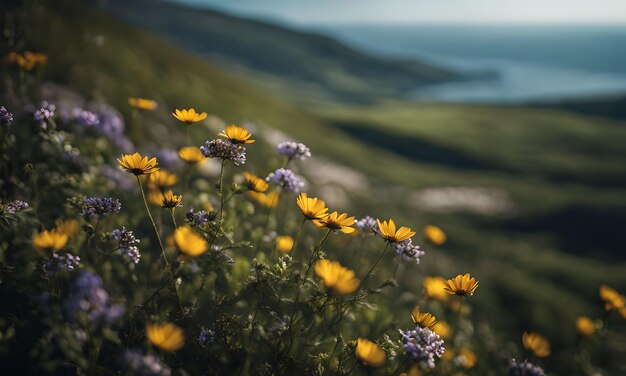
(72, 108, 100, 127)
(355, 216, 378, 234)
(0, 106, 13, 127)
(197, 327, 215, 348)
(266, 168, 304, 193)
(122, 350, 171, 376)
(508, 359, 545, 376)
(393, 238, 424, 265)
(81, 197, 121, 219)
(5, 200, 29, 214)
(186, 207, 212, 226)
(64, 271, 125, 324)
(44, 252, 81, 273)
(277, 141, 311, 160)
(112, 227, 141, 264)
(33, 101, 56, 122)
(400, 326, 445, 369)
(200, 139, 246, 165)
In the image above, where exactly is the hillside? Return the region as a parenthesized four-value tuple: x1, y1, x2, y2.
(87, 0, 460, 102)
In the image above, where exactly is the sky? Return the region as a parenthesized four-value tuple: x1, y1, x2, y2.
(173, 0, 626, 24)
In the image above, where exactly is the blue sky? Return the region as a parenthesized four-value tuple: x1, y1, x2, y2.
(173, 0, 626, 24)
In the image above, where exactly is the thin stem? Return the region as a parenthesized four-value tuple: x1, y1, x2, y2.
(362, 242, 390, 286)
(218, 160, 226, 225)
(289, 217, 307, 257)
(392, 255, 401, 280)
(169, 208, 178, 229)
(137, 176, 182, 310)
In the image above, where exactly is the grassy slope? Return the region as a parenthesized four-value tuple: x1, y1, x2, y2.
(30, 1, 626, 372)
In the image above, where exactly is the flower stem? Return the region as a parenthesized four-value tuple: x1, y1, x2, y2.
(169, 208, 178, 229)
(289, 217, 307, 257)
(362, 242, 390, 286)
(137, 176, 182, 310)
(217, 160, 226, 227)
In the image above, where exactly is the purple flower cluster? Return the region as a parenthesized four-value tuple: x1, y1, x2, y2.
(393, 238, 425, 265)
(508, 359, 545, 376)
(354, 216, 378, 234)
(81, 197, 121, 219)
(112, 227, 141, 264)
(200, 139, 246, 165)
(0, 106, 13, 127)
(400, 326, 445, 369)
(64, 271, 125, 324)
(72, 108, 100, 127)
(277, 141, 311, 160)
(198, 327, 215, 348)
(5, 200, 29, 214)
(122, 350, 171, 376)
(33, 101, 56, 122)
(44, 252, 81, 273)
(186, 207, 211, 226)
(93, 105, 133, 151)
(266, 168, 304, 194)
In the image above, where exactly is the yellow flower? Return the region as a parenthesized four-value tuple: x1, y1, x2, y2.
(243, 172, 268, 193)
(424, 225, 446, 245)
(148, 170, 178, 189)
(355, 338, 385, 367)
(432, 321, 451, 340)
(178, 146, 206, 164)
(315, 259, 360, 295)
(443, 273, 479, 297)
(313, 211, 355, 234)
(400, 365, 421, 376)
(161, 190, 182, 209)
(276, 235, 294, 253)
(148, 189, 165, 206)
(522, 332, 550, 358)
(423, 276, 449, 302)
(217, 124, 255, 144)
(410, 307, 437, 328)
(55, 219, 79, 237)
(146, 323, 184, 352)
(376, 219, 415, 243)
(128, 97, 157, 111)
(576, 316, 595, 337)
(458, 347, 477, 369)
(296, 192, 329, 221)
(117, 152, 159, 176)
(599, 285, 626, 311)
(248, 191, 279, 208)
(172, 108, 207, 124)
(7, 51, 47, 71)
(174, 225, 208, 256)
(33, 230, 68, 251)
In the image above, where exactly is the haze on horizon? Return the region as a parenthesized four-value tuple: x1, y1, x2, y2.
(172, 0, 626, 25)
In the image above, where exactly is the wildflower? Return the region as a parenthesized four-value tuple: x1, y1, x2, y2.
(266, 168, 304, 193)
(424, 225, 446, 245)
(146, 323, 184, 352)
(400, 326, 445, 368)
(456, 347, 477, 369)
(33, 230, 68, 251)
(443, 273, 479, 297)
(186, 207, 212, 226)
(315, 259, 360, 295)
(148, 170, 178, 189)
(0, 106, 13, 127)
(172, 108, 207, 124)
(296, 193, 329, 221)
(276, 235, 294, 253)
(33, 101, 55, 122)
(376, 219, 415, 243)
(599, 284, 625, 311)
(432, 321, 451, 340)
(44, 252, 80, 273)
(411, 307, 437, 328)
(128, 97, 157, 111)
(248, 191, 279, 208)
(80, 197, 122, 219)
(7, 51, 47, 70)
(64, 271, 125, 323)
(277, 141, 311, 160)
(423, 277, 449, 301)
(355, 338, 385, 367)
(393, 238, 425, 264)
(197, 327, 215, 348)
(118, 152, 160, 175)
(174, 225, 208, 256)
(72, 108, 100, 127)
(508, 359, 545, 376)
(122, 350, 171, 376)
(243, 172, 269, 193)
(112, 227, 141, 264)
(178, 146, 206, 164)
(522, 332, 550, 358)
(355, 216, 378, 234)
(200, 139, 246, 165)
(218, 124, 255, 144)
(313, 211, 355, 234)
(55, 219, 79, 237)
(160, 191, 182, 209)
(575, 316, 595, 337)
(148, 190, 166, 206)
(4, 200, 29, 214)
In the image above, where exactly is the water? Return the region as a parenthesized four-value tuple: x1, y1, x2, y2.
(313, 24, 626, 103)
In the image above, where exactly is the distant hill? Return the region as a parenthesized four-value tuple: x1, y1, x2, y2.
(532, 95, 626, 120)
(88, 0, 460, 102)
